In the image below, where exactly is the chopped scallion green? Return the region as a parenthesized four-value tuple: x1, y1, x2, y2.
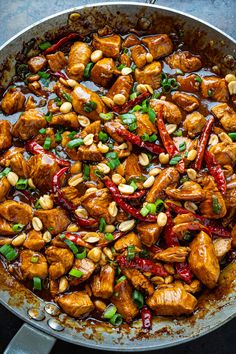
(99, 112, 114, 121)
(31, 256, 39, 263)
(0, 244, 18, 261)
(132, 289, 144, 309)
(67, 138, 84, 149)
(75, 248, 87, 260)
(33, 277, 42, 290)
(12, 223, 24, 232)
(83, 164, 90, 180)
(98, 131, 108, 142)
(179, 141, 186, 152)
(69, 268, 84, 278)
(0, 167, 11, 179)
(99, 217, 106, 232)
(83, 100, 97, 113)
(39, 41, 52, 50)
(64, 238, 79, 254)
(62, 91, 72, 103)
(169, 155, 182, 165)
(105, 233, 114, 241)
(228, 132, 236, 141)
(103, 304, 117, 319)
(109, 313, 123, 326)
(15, 178, 28, 190)
(43, 137, 51, 150)
(127, 245, 136, 260)
(39, 128, 46, 134)
(84, 62, 94, 79)
(116, 275, 127, 283)
(212, 195, 221, 214)
(130, 180, 138, 191)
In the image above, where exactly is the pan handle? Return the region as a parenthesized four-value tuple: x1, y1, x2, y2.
(3, 323, 56, 354)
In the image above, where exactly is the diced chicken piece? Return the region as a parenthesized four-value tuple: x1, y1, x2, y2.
(0, 147, 24, 167)
(67, 42, 92, 81)
(147, 282, 197, 315)
(34, 208, 70, 235)
(201, 76, 229, 102)
(53, 81, 72, 100)
(45, 246, 74, 279)
(146, 167, 179, 203)
(166, 181, 205, 201)
(120, 53, 131, 67)
(154, 246, 190, 262)
(1, 88, 25, 115)
(122, 34, 140, 48)
(0, 217, 15, 235)
(173, 213, 197, 225)
(9, 153, 29, 178)
(122, 268, 154, 295)
(232, 224, 236, 248)
(77, 144, 103, 162)
(131, 45, 147, 69)
(183, 111, 206, 137)
(0, 121, 12, 151)
(150, 99, 182, 124)
(28, 154, 60, 192)
(49, 112, 79, 129)
(213, 238, 232, 260)
(70, 258, 95, 286)
(123, 154, 143, 188)
(12, 109, 46, 141)
(166, 51, 202, 72)
(189, 231, 220, 288)
(224, 187, 236, 208)
(28, 55, 47, 73)
(106, 75, 133, 101)
(114, 232, 141, 252)
(89, 165, 104, 189)
(104, 120, 125, 143)
(72, 83, 106, 121)
(172, 92, 199, 112)
(135, 61, 162, 89)
(23, 230, 45, 251)
(57, 291, 94, 318)
(135, 111, 157, 136)
(114, 141, 132, 159)
(79, 121, 101, 139)
(210, 142, 236, 166)
(211, 103, 236, 132)
(0, 200, 32, 225)
(200, 176, 227, 219)
(79, 188, 114, 224)
(91, 265, 115, 298)
(142, 35, 173, 59)
(61, 186, 80, 206)
(177, 74, 201, 93)
(0, 177, 11, 201)
(19, 250, 48, 279)
(111, 279, 139, 322)
(173, 135, 197, 152)
(90, 58, 115, 87)
(92, 34, 121, 59)
(137, 223, 162, 247)
(46, 51, 67, 72)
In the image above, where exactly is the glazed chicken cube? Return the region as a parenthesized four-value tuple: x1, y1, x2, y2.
(67, 42, 92, 81)
(131, 45, 147, 69)
(213, 238, 232, 260)
(91, 265, 115, 298)
(92, 34, 121, 59)
(189, 231, 220, 289)
(172, 92, 199, 112)
(153, 246, 190, 262)
(135, 111, 157, 136)
(46, 51, 67, 72)
(106, 75, 133, 101)
(0, 217, 17, 235)
(142, 34, 173, 59)
(122, 268, 154, 295)
(150, 99, 183, 124)
(1, 88, 25, 115)
(211, 103, 236, 131)
(77, 144, 103, 162)
(114, 232, 141, 252)
(104, 120, 125, 143)
(166, 181, 205, 201)
(9, 152, 29, 178)
(45, 246, 74, 279)
(0, 177, 11, 202)
(12, 109, 47, 141)
(123, 153, 143, 187)
(69, 258, 95, 286)
(183, 111, 206, 137)
(224, 187, 236, 208)
(0, 121, 12, 151)
(90, 58, 115, 87)
(34, 208, 70, 235)
(177, 74, 201, 93)
(19, 250, 48, 280)
(28, 55, 47, 73)
(122, 34, 140, 48)
(49, 112, 79, 129)
(210, 142, 236, 166)
(135, 61, 162, 89)
(136, 223, 162, 247)
(79, 121, 101, 139)
(0, 200, 32, 225)
(23, 230, 45, 251)
(201, 76, 229, 102)
(166, 51, 202, 72)
(57, 291, 94, 318)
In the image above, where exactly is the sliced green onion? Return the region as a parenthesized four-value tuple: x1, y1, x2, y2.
(130, 92, 138, 100)
(44, 112, 53, 123)
(67, 138, 84, 149)
(83, 100, 97, 113)
(38, 71, 50, 79)
(99, 112, 114, 121)
(148, 134, 157, 142)
(103, 304, 117, 319)
(195, 76, 202, 83)
(33, 277, 42, 290)
(116, 275, 127, 283)
(183, 231, 192, 242)
(62, 91, 72, 103)
(98, 131, 108, 142)
(69, 268, 84, 278)
(117, 64, 126, 71)
(128, 122, 137, 131)
(43, 137, 51, 150)
(75, 248, 87, 260)
(148, 107, 156, 123)
(106, 152, 120, 169)
(212, 195, 221, 214)
(99, 217, 106, 232)
(110, 313, 123, 326)
(54, 97, 63, 107)
(55, 130, 62, 143)
(105, 233, 114, 241)
(130, 180, 138, 191)
(0, 244, 18, 261)
(132, 104, 142, 112)
(155, 199, 164, 212)
(151, 91, 161, 99)
(140, 206, 149, 217)
(64, 238, 79, 254)
(179, 141, 186, 152)
(35, 200, 42, 209)
(68, 131, 77, 139)
(94, 169, 105, 179)
(141, 133, 149, 141)
(39, 128, 46, 134)
(139, 248, 149, 259)
(132, 289, 144, 309)
(12, 223, 24, 232)
(176, 69, 184, 75)
(123, 48, 128, 54)
(208, 89, 213, 97)
(0, 167, 11, 179)
(59, 234, 65, 240)
(228, 132, 236, 141)
(173, 130, 183, 137)
(169, 155, 182, 165)
(184, 151, 189, 158)
(31, 256, 39, 263)
(180, 176, 189, 184)
(131, 64, 137, 71)
(120, 113, 136, 125)
(39, 41, 52, 50)
(127, 245, 136, 260)
(83, 164, 90, 180)
(84, 62, 94, 79)
(15, 178, 28, 190)
(146, 203, 156, 214)
(142, 99, 148, 113)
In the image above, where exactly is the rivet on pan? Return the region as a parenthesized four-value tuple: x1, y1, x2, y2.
(27, 308, 45, 321)
(45, 303, 60, 316)
(47, 318, 64, 331)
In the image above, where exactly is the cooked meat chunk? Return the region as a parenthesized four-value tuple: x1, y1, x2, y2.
(28, 55, 47, 73)
(114, 232, 141, 251)
(0, 147, 27, 166)
(150, 99, 182, 124)
(20, 250, 48, 279)
(60, 186, 80, 206)
(166, 51, 202, 72)
(0, 177, 11, 201)
(67, 42, 91, 81)
(49, 112, 79, 129)
(210, 142, 236, 166)
(92, 34, 121, 58)
(106, 75, 133, 101)
(53, 81, 72, 100)
(79, 121, 101, 139)
(232, 224, 236, 248)
(146, 167, 179, 203)
(45, 246, 74, 279)
(177, 74, 201, 93)
(57, 291, 94, 318)
(46, 51, 67, 72)
(23, 230, 45, 251)
(172, 92, 199, 112)
(166, 181, 205, 201)
(154, 246, 190, 262)
(120, 53, 131, 67)
(0, 200, 32, 225)
(90, 58, 115, 87)
(34, 208, 70, 235)
(122, 268, 154, 295)
(201, 76, 229, 102)
(131, 45, 147, 69)
(189, 231, 220, 288)
(0, 121, 12, 151)
(122, 34, 140, 48)
(147, 282, 197, 315)
(28, 154, 60, 192)
(183, 111, 206, 137)
(123, 154, 143, 187)
(77, 144, 103, 162)
(72, 83, 106, 121)
(91, 265, 115, 298)
(104, 120, 126, 143)
(142, 35, 173, 59)
(111, 280, 139, 322)
(79, 188, 114, 223)
(211, 103, 236, 132)
(135, 111, 157, 136)
(12, 109, 46, 140)
(0, 217, 16, 235)
(213, 238, 232, 259)
(1, 88, 25, 115)
(137, 223, 162, 247)
(9, 152, 29, 178)
(70, 258, 95, 286)
(224, 187, 236, 208)
(135, 61, 162, 89)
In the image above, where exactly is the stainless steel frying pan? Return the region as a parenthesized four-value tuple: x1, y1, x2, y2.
(0, 2, 235, 353)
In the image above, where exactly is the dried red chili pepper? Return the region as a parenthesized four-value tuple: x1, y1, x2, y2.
(118, 256, 168, 276)
(164, 211, 179, 247)
(194, 116, 214, 171)
(117, 128, 164, 155)
(26, 140, 70, 167)
(113, 92, 150, 114)
(43, 33, 80, 55)
(48, 70, 68, 80)
(175, 262, 193, 284)
(141, 307, 153, 330)
(120, 189, 146, 200)
(64, 232, 93, 249)
(103, 176, 157, 222)
(204, 151, 226, 194)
